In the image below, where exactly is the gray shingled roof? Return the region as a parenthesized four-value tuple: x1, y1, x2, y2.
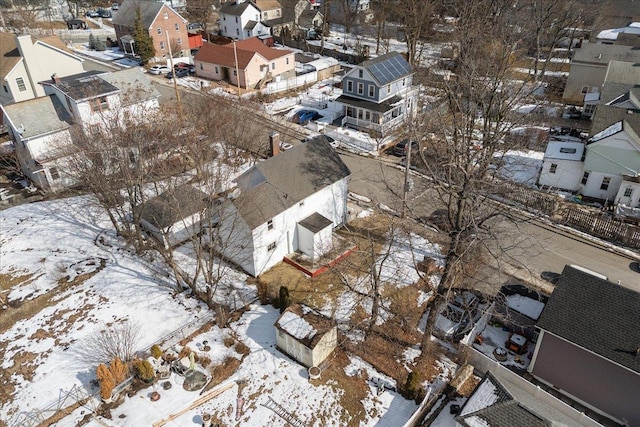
(604, 60, 640, 85)
(139, 184, 209, 229)
(220, 0, 256, 15)
(45, 70, 119, 102)
(336, 94, 404, 113)
(536, 265, 640, 374)
(590, 104, 640, 135)
(456, 372, 579, 427)
(600, 82, 640, 104)
(572, 44, 640, 65)
(2, 95, 73, 139)
(233, 138, 350, 229)
(112, 0, 165, 29)
(298, 212, 332, 233)
(99, 68, 160, 106)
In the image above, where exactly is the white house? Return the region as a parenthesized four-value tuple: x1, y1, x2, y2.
(580, 120, 640, 202)
(216, 138, 351, 276)
(219, 0, 274, 40)
(0, 33, 84, 105)
(275, 304, 338, 368)
(1, 68, 160, 192)
(538, 140, 585, 191)
(614, 175, 640, 221)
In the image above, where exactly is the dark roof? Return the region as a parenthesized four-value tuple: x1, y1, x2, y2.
(298, 212, 332, 233)
(336, 94, 404, 113)
(112, 0, 183, 28)
(220, 0, 256, 15)
(244, 20, 258, 30)
(590, 104, 640, 135)
(536, 265, 640, 374)
(42, 70, 119, 101)
(233, 138, 350, 229)
(361, 52, 412, 86)
(139, 184, 210, 229)
(456, 372, 578, 427)
(99, 68, 160, 106)
(275, 304, 335, 349)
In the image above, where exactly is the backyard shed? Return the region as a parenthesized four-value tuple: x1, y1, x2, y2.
(296, 212, 333, 261)
(275, 304, 337, 368)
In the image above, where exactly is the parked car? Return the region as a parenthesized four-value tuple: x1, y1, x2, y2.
(111, 2, 119, 10)
(188, 22, 204, 30)
(165, 68, 189, 79)
(148, 65, 169, 75)
(279, 142, 293, 151)
(392, 139, 418, 156)
(85, 10, 99, 17)
(301, 135, 339, 149)
(174, 62, 195, 74)
(293, 109, 320, 125)
(97, 8, 112, 18)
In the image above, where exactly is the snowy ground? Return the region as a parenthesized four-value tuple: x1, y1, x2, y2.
(493, 150, 544, 187)
(1, 196, 448, 426)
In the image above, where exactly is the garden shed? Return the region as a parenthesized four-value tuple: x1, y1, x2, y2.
(275, 304, 337, 368)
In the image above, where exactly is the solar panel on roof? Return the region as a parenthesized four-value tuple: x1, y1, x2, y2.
(367, 55, 411, 85)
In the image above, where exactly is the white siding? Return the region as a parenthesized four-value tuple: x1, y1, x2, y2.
(615, 181, 640, 208)
(580, 171, 622, 201)
(538, 159, 584, 191)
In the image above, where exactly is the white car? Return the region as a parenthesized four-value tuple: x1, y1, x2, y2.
(148, 65, 169, 75)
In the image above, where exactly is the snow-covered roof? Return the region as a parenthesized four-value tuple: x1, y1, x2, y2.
(275, 304, 335, 349)
(596, 22, 640, 40)
(543, 141, 584, 161)
(590, 120, 623, 142)
(584, 92, 600, 103)
(307, 56, 339, 71)
(505, 295, 545, 320)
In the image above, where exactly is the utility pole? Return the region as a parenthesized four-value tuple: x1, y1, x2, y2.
(233, 40, 241, 99)
(166, 30, 181, 110)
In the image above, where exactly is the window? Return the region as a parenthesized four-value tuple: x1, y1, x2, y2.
(358, 69, 363, 78)
(16, 77, 26, 92)
(624, 187, 633, 197)
(387, 84, 390, 93)
(223, 15, 226, 21)
(263, 12, 267, 19)
(581, 171, 589, 185)
(549, 163, 557, 174)
(90, 96, 109, 112)
(271, 62, 275, 70)
(214, 66, 219, 73)
(199, 63, 203, 70)
(233, 69, 237, 76)
(224, 26, 227, 33)
(177, 38, 182, 45)
(299, 201, 304, 207)
(160, 41, 165, 50)
(236, 28, 239, 35)
(357, 82, 363, 95)
(49, 167, 60, 181)
(163, 11, 168, 19)
(600, 177, 610, 191)
(402, 78, 405, 86)
(581, 85, 589, 94)
(267, 242, 276, 251)
(235, 16, 238, 23)
(267, 219, 274, 230)
(559, 147, 577, 154)
(278, 329, 284, 338)
(358, 109, 363, 119)
(368, 85, 374, 97)
(2, 84, 7, 93)
(347, 81, 353, 92)
(276, 9, 280, 16)
(157, 27, 162, 35)
(286, 57, 289, 65)
(584, 104, 595, 115)
(175, 23, 179, 31)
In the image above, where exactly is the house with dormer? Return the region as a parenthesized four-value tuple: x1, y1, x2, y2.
(336, 52, 417, 137)
(0, 69, 160, 192)
(215, 137, 350, 276)
(581, 60, 640, 118)
(112, 0, 190, 60)
(219, 0, 281, 40)
(0, 33, 84, 105)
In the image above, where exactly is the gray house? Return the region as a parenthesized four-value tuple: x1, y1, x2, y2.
(336, 52, 417, 137)
(528, 265, 640, 426)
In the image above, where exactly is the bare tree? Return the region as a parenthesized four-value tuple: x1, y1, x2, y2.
(398, 0, 435, 65)
(371, 0, 393, 55)
(78, 321, 142, 365)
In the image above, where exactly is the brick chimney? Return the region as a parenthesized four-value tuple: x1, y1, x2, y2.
(269, 131, 280, 157)
(51, 73, 61, 84)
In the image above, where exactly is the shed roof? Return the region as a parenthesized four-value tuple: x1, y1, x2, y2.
(1, 95, 73, 139)
(99, 67, 160, 106)
(232, 138, 350, 229)
(543, 141, 585, 161)
(42, 70, 119, 101)
(138, 184, 210, 229)
(536, 265, 640, 374)
(275, 304, 335, 349)
(298, 212, 332, 233)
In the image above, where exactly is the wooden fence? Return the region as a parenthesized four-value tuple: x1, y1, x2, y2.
(564, 207, 640, 249)
(488, 181, 561, 217)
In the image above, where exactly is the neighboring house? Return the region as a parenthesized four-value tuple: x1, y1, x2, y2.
(112, 0, 189, 60)
(336, 52, 417, 137)
(614, 174, 640, 221)
(528, 265, 640, 426)
(219, 0, 273, 40)
(456, 372, 600, 427)
(296, 53, 340, 81)
(581, 60, 640, 118)
(538, 140, 585, 191)
(216, 137, 350, 276)
(590, 103, 640, 136)
(0, 33, 84, 105)
(194, 37, 294, 89)
(255, 0, 282, 23)
(274, 0, 324, 39)
(596, 22, 640, 44)
(138, 184, 211, 248)
(1, 69, 160, 192)
(275, 304, 337, 368)
(562, 43, 640, 104)
(580, 120, 640, 201)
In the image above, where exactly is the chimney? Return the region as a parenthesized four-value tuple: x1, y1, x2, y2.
(269, 131, 280, 157)
(51, 73, 60, 84)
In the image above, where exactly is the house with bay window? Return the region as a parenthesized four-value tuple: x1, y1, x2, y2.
(336, 52, 417, 137)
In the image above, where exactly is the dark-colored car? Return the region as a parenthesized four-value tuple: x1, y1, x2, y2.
(392, 139, 418, 156)
(174, 62, 195, 74)
(166, 68, 189, 79)
(97, 8, 112, 18)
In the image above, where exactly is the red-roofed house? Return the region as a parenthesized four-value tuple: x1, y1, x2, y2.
(193, 37, 294, 89)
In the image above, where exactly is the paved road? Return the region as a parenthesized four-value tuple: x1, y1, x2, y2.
(339, 152, 640, 292)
